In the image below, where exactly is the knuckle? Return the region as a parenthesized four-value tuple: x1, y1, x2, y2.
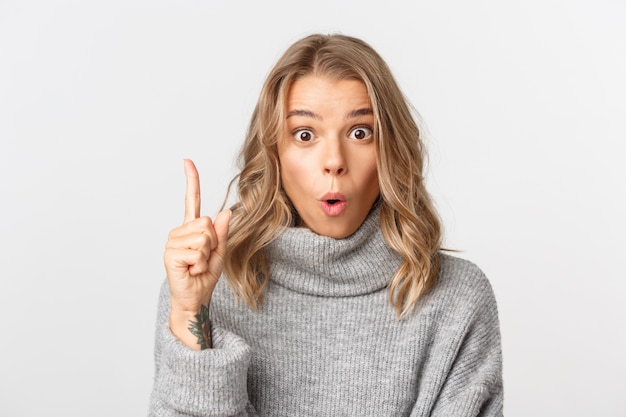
(168, 225, 183, 240)
(197, 216, 211, 229)
(195, 260, 208, 274)
(198, 232, 210, 247)
(192, 249, 204, 263)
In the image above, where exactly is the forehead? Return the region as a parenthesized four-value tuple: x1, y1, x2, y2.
(285, 75, 371, 113)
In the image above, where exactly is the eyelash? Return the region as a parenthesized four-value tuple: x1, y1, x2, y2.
(293, 129, 314, 142)
(348, 126, 373, 141)
(291, 126, 374, 142)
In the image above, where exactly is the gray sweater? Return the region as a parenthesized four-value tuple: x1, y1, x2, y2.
(149, 205, 503, 416)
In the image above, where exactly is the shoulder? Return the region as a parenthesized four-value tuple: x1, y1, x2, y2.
(420, 252, 499, 320)
(438, 252, 491, 290)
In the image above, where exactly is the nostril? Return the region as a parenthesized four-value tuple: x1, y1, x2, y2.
(324, 166, 345, 175)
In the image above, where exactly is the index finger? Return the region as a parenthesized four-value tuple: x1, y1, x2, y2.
(183, 159, 201, 223)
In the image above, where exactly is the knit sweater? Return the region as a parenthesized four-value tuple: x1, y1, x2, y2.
(149, 204, 503, 416)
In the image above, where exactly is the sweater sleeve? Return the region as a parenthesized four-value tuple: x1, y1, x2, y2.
(417, 265, 504, 417)
(148, 280, 258, 417)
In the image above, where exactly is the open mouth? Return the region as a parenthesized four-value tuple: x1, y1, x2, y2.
(320, 196, 346, 216)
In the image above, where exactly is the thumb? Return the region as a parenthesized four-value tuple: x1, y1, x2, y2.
(212, 209, 231, 258)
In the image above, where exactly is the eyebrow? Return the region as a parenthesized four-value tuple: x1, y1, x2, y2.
(346, 108, 373, 119)
(286, 108, 373, 120)
(286, 109, 321, 120)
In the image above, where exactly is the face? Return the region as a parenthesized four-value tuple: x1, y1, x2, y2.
(277, 75, 380, 239)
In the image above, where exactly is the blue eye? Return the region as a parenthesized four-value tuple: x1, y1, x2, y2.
(349, 126, 373, 140)
(294, 129, 314, 142)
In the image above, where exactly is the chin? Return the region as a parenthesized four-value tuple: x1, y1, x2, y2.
(311, 223, 359, 239)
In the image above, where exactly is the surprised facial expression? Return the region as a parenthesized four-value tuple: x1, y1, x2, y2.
(277, 75, 380, 239)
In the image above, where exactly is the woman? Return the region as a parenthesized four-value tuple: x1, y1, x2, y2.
(150, 33, 503, 416)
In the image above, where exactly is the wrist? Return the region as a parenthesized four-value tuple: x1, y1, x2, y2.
(169, 303, 212, 350)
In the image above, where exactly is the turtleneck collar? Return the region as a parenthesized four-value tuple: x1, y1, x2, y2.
(265, 201, 403, 297)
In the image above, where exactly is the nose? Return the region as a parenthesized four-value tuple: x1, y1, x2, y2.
(323, 138, 346, 176)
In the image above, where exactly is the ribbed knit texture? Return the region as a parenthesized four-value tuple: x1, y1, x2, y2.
(149, 203, 503, 416)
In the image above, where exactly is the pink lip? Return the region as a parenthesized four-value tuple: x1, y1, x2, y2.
(319, 193, 347, 216)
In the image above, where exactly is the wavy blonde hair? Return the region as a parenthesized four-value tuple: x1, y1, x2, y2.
(222, 33, 442, 318)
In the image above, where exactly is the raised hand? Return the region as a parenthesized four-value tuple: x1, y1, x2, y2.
(163, 159, 231, 349)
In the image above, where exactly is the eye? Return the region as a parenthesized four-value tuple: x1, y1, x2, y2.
(293, 129, 315, 142)
(349, 126, 373, 141)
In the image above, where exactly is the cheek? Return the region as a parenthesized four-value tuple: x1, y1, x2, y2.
(359, 152, 379, 186)
(278, 148, 307, 195)
(277, 144, 292, 176)
(367, 167, 380, 195)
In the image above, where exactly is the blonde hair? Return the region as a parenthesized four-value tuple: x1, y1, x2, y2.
(223, 33, 442, 318)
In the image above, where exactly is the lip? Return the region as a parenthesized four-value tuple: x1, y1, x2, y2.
(319, 192, 347, 216)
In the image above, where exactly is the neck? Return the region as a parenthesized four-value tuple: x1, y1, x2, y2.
(266, 201, 403, 297)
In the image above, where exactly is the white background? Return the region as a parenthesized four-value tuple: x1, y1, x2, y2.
(1, 0, 625, 415)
